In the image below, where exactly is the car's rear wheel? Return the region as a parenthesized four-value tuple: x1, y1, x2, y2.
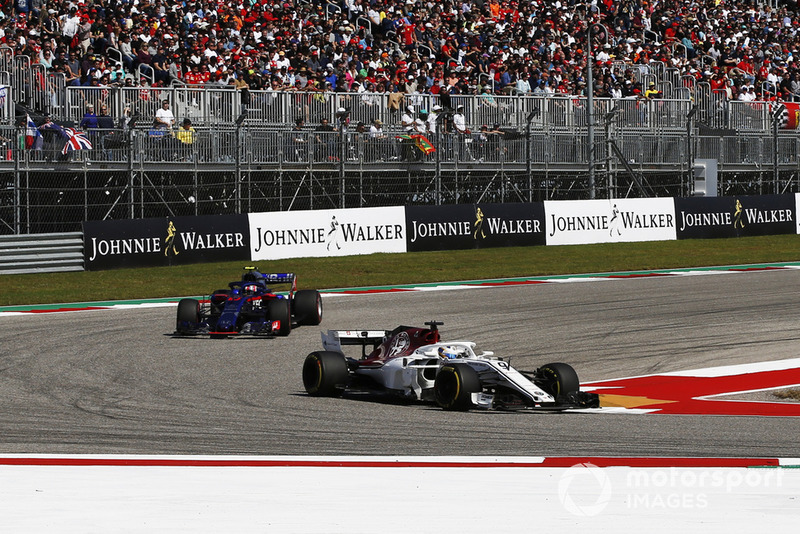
(434, 364, 481, 411)
(293, 289, 323, 326)
(176, 298, 200, 334)
(537, 362, 580, 399)
(303, 351, 349, 396)
(267, 298, 292, 336)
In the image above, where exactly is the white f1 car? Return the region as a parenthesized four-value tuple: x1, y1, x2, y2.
(302, 321, 599, 411)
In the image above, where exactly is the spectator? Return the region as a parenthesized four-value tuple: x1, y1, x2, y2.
(96, 104, 114, 130)
(96, 104, 115, 158)
(175, 118, 197, 145)
(452, 104, 471, 160)
(76, 15, 92, 55)
(151, 47, 170, 85)
(290, 117, 308, 161)
(428, 105, 442, 134)
(79, 103, 100, 152)
(400, 105, 415, 161)
(154, 100, 175, 130)
(369, 118, 385, 141)
(644, 82, 660, 99)
(80, 103, 98, 130)
(119, 105, 134, 133)
(486, 123, 507, 161)
(64, 50, 82, 86)
(401, 105, 415, 133)
(234, 73, 250, 115)
(10, 0, 800, 125)
(61, 7, 80, 49)
(38, 42, 55, 70)
(738, 85, 756, 102)
(119, 34, 136, 72)
(314, 117, 336, 161)
(452, 105, 468, 135)
(516, 72, 532, 94)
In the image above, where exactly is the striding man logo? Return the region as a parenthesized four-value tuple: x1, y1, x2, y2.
(733, 199, 745, 229)
(165, 220, 180, 257)
(473, 207, 487, 240)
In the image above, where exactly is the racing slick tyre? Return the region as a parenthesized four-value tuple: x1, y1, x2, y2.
(538, 362, 580, 399)
(267, 298, 292, 336)
(303, 351, 350, 397)
(434, 364, 481, 411)
(293, 289, 323, 326)
(176, 298, 200, 334)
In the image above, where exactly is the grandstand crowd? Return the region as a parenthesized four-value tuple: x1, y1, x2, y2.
(3, 0, 800, 104)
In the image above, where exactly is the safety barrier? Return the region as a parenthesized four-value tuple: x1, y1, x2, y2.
(0, 232, 84, 275)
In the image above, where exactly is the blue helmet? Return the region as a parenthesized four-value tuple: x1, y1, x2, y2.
(438, 346, 460, 359)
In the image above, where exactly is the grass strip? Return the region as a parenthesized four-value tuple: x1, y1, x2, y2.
(2, 235, 800, 307)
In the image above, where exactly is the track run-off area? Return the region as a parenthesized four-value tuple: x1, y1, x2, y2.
(2, 263, 800, 530)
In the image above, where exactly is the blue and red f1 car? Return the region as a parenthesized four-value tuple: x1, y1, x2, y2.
(175, 266, 322, 338)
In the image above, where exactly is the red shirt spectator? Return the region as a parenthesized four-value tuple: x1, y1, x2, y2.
(399, 22, 416, 47)
(185, 66, 204, 85)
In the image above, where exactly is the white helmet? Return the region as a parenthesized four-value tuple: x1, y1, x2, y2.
(438, 345, 460, 360)
(243, 284, 259, 296)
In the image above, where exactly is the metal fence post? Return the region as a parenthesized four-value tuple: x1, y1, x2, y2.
(235, 112, 247, 213)
(687, 105, 697, 196)
(772, 104, 786, 195)
(339, 118, 346, 209)
(14, 122, 20, 234)
(587, 22, 609, 200)
(525, 109, 535, 202)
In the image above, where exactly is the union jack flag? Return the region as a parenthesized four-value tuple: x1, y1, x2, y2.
(61, 128, 93, 155)
(39, 119, 69, 139)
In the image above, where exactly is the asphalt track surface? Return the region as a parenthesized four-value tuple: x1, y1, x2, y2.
(2, 269, 800, 458)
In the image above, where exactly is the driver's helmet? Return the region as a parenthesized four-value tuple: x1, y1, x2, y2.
(243, 283, 260, 296)
(438, 345, 461, 360)
(242, 267, 263, 282)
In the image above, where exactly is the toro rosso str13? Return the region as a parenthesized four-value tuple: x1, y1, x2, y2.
(176, 267, 322, 338)
(302, 321, 599, 411)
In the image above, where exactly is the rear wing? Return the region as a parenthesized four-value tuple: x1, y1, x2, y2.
(261, 272, 297, 296)
(261, 273, 296, 285)
(234, 271, 297, 296)
(322, 330, 390, 355)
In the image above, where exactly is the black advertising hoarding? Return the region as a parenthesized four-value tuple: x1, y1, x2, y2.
(83, 214, 250, 270)
(406, 203, 546, 252)
(674, 195, 796, 239)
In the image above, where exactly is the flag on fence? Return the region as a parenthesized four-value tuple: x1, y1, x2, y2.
(396, 134, 436, 155)
(412, 134, 436, 155)
(25, 114, 43, 150)
(39, 119, 69, 139)
(61, 128, 93, 154)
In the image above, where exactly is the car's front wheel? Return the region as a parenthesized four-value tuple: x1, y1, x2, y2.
(267, 298, 292, 336)
(176, 298, 200, 334)
(302, 351, 349, 396)
(434, 363, 481, 411)
(537, 362, 580, 399)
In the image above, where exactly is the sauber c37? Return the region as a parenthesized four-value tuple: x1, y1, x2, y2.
(302, 321, 598, 411)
